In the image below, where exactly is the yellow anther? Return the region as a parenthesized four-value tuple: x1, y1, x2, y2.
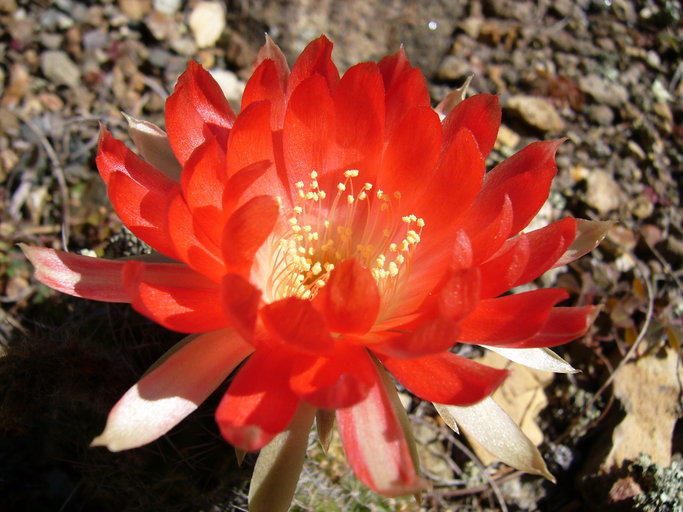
(295, 181, 305, 189)
(310, 170, 318, 179)
(389, 262, 399, 276)
(337, 183, 347, 192)
(347, 195, 355, 205)
(417, 218, 425, 227)
(358, 191, 367, 200)
(394, 191, 402, 199)
(344, 169, 359, 178)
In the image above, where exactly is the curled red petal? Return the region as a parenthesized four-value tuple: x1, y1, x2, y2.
(165, 60, 235, 164)
(222, 195, 279, 274)
(442, 94, 501, 158)
(221, 273, 261, 343)
(418, 128, 485, 237)
(167, 190, 225, 281)
(476, 139, 563, 235)
(479, 217, 577, 298)
(458, 288, 569, 344)
(287, 35, 339, 97)
(96, 129, 180, 259)
(381, 351, 508, 405)
(180, 135, 228, 245)
(260, 297, 333, 354)
(504, 305, 600, 348)
(215, 349, 299, 452)
(317, 259, 380, 335)
(225, 100, 285, 200)
(122, 261, 228, 333)
(290, 345, 375, 408)
(462, 193, 514, 264)
(21, 245, 129, 302)
(371, 317, 460, 359)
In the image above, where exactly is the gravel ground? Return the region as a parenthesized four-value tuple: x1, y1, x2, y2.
(0, 1, 681, 511)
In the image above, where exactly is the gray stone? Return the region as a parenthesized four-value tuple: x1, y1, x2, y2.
(579, 73, 629, 107)
(506, 95, 565, 133)
(436, 55, 473, 81)
(588, 104, 615, 126)
(585, 169, 624, 214)
(40, 50, 80, 88)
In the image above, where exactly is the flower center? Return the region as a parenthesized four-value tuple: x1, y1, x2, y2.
(262, 170, 424, 302)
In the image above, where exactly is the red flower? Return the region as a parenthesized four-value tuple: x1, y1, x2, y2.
(23, 36, 608, 505)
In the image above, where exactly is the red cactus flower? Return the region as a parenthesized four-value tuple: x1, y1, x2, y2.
(22, 35, 608, 508)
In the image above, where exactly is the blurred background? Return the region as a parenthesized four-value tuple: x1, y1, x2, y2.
(0, 0, 681, 510)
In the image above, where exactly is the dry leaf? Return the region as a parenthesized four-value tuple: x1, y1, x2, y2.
(602, 347, 683, 470)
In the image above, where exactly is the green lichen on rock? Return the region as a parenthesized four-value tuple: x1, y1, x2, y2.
(629, 455, 683, 512)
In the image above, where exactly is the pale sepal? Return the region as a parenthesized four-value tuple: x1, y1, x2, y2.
(482, 346, 578, 374)
(248, 401, 316, 512)
(553, 219, 612, 268)
(336, 360, 429, 497)
(20, 244, 129, 303)
(123, 113, 183, 182)
(315, 408, 336, 453)
(435, 397, 555, 482)
(435, 76, 472, 118)
(91, 328, 252, 451)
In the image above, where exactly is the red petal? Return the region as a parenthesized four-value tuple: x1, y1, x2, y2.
(378, 106, 441, 203)
(381, 351, 508, 405)
(505, 306, 599, 348)
(215, 349, 300, 451)
(221, 273, 261, 342)
(317, 259, 380, 335)
(282, 74, 335, 190)
(377, 47, 413, 89)
(476, 140, 563, 235)
(290, 345, 375, 408)
(225, 101, 286, 200)
(442, 94, 501, 158)
(222, 195, 279, 274)
(260, 297, 333, 354)
(462, 193, 514, 264)
(122, 261, 228, 333)
(96, 129, 179, 259)
(437, 268, 481, 321)
(180, 135, 228, 245)
(336, 361, 426, 497)
(479, 217, 577, 298)
(377, 46, 430, 130)
(287, 35, 339, 97)
(331, 63, 385, 181)
(384, 67, 431, 132)
(242, 60, 287, 129)
(371, 318, 460, 359)
(167, 191, 225, 281)
(418, 128, 485, 238)
(165, 61, 235, 165)
(21, 245, 129, 302)
(458, 288, 569, 344)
